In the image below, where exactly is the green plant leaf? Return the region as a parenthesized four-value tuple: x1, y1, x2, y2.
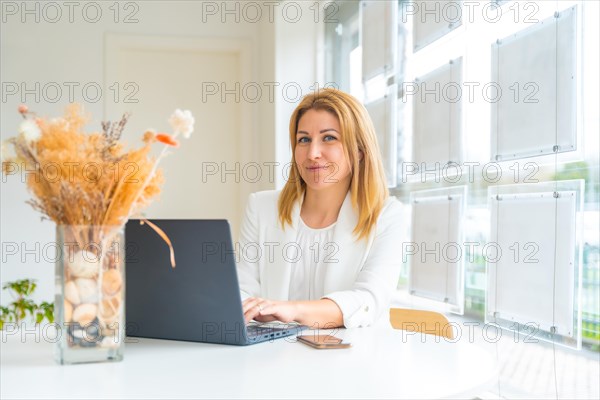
(1, 279, 53, 326)
(46, 311, 54, 323)
(40, 302, 55, 323)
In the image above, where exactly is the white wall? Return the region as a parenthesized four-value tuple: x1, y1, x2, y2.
(273, 1, 322, 188)
(0, 0, 322, 306)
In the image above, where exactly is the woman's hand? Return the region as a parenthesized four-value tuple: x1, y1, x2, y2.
(242, 297, 299, 324)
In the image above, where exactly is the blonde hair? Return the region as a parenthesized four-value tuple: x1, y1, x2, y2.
(278, 88, 389, 241)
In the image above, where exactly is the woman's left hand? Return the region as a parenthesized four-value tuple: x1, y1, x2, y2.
(242, 297, 298, 324)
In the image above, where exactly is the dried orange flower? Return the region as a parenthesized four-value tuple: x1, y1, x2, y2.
(143, 130, 156, 144)
(155, 133, 179, 147)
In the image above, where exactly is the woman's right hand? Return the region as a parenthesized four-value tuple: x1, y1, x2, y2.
(242, 297, 299, 324)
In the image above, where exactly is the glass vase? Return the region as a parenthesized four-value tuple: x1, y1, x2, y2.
(54, 225, 125, 364)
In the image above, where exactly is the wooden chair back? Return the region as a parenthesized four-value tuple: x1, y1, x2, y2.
(389, 308, 455, 339)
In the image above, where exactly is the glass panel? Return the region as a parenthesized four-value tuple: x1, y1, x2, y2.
(408, 186, 467, 314)
(491, 7, 577, 161)
(487, 180, 584, 349)
(408, 0, 463, 51)
(360, 0, 398, 81)
(365, 84, 398, 187)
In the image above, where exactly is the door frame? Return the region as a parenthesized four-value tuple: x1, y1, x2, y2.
(104, 33, 257, 227)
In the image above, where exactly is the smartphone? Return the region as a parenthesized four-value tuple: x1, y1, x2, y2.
(297, 334, 352, 349)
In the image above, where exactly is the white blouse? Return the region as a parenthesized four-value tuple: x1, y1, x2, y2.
(237, 189, 404, 328)
(288, 218, 337, 301)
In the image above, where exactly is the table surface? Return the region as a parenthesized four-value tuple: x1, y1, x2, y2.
(1, 323, 497, 399)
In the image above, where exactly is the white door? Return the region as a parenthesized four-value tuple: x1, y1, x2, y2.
(105, 35, 255, 241)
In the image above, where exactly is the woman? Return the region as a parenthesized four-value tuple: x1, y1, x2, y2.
(238, 88, 403, 329)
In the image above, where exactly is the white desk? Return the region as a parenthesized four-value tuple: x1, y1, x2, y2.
(1, 324, 497, 399)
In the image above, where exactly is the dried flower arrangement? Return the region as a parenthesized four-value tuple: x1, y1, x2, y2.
(1, 104, 194, 232)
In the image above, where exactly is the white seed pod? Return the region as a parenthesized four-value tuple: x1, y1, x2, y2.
(68, 250, 100, 279)
(75, 278, 99, 304)
(64, 280, 81, 305)
(72, 303, 97, 326)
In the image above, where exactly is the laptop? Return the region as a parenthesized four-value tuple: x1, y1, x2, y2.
(125, 219, 307, 345)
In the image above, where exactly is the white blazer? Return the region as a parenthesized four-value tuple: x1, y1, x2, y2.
(237, 189, 404, 328)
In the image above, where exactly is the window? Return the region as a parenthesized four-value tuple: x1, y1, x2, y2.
(326, 0, 599, 397)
